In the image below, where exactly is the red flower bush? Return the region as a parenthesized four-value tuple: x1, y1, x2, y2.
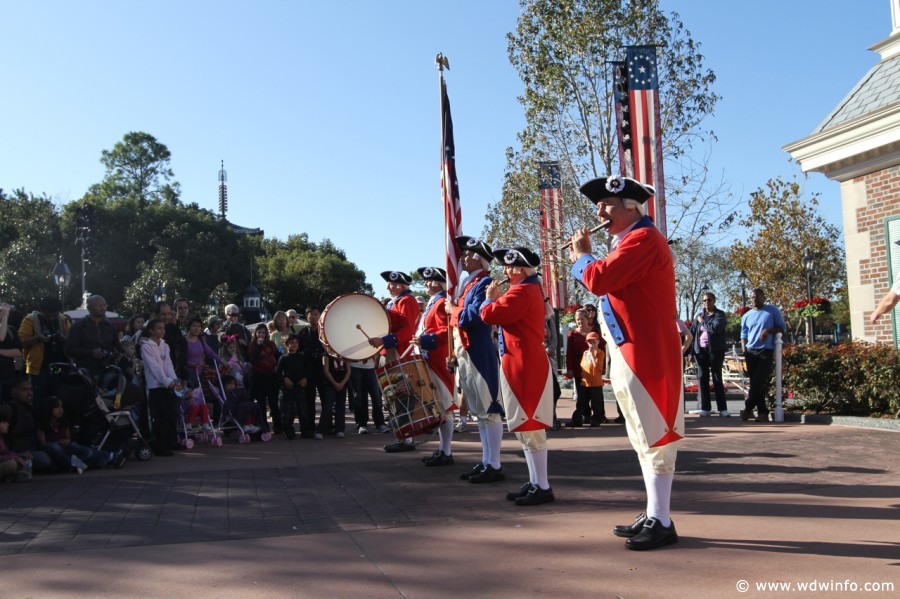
(735, 306, 750, 316)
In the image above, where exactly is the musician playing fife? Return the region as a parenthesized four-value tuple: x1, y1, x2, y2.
(481, 247, 555, 506)
(414, 267, 456, 467)
(569, 175, 683, 551)
(369, 270, 421, 453)
(445, 236, 504, 484)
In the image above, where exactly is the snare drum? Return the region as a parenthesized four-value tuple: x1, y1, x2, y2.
(319, 293, 390, 361)
(377, 357, 443, 440)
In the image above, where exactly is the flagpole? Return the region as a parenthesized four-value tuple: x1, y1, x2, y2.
(436, 52, 456, 370)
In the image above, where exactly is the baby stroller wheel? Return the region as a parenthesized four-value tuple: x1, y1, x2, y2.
(239, 433, 251, 444)
(213, 436, 223, 447)
(136, 444, 154, 461)
(183, 438, 195, 449)
(261, 432, 273, 442)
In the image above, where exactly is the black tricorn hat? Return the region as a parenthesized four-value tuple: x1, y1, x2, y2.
(380, 271, 412, 285)
(579, 175, 655, 204)
(416, 267, 447, 283)
(455, 236, 494, 261)
(493, 247, 541, 268)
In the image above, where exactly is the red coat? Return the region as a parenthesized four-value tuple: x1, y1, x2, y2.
(419, 293, 454, 395)
(481, 277, 552, 432)
(386, 292, 419, 356)
(573, 217, 683, 447)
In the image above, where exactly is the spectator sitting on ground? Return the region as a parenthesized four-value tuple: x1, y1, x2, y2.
(36, 396, 124, 472)
(0, 404, 32, 482)
(4, 377, 54, 473)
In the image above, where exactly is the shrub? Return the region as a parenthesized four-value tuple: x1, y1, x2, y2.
(781, 342, 900, 417)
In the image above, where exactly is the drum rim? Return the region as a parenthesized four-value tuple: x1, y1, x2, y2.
(320, 292, 389, 362)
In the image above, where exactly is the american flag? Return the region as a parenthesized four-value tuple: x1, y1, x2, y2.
(538, 161, 567, 310)
(441, 78, 463, 295)
(621, 45, 667, 235)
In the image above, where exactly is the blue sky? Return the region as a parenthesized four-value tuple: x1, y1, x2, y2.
(1, 1, 893, 296)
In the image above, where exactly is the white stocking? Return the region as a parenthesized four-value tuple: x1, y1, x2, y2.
(524, 451, 537, 485)
(477, 421, 488, 465)
(439, 418, 453, 455)
(531, 448, 549, 490)
(643, 469, 673, 527)
(486, 421, 503, 469)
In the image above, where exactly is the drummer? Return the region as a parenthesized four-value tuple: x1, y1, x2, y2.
(368, 270, 421, 453)
(446, 236, 504, 484)
(481, 247, 555, 505)
(414, 267, 456, 467)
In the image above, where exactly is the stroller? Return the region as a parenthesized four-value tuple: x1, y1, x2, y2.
(207, 367, 272, 444)
(176, 372, 222, 448)
(54, 362, 154, 462)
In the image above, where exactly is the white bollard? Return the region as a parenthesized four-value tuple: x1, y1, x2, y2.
(774, 332, 783, 422)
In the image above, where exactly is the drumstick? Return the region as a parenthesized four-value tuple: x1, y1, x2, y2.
(356, 324, 371, 339)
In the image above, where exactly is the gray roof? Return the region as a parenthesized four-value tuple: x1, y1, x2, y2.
(815, 53, 900, 132)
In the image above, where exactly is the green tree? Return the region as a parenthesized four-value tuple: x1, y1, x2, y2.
(96, 131, 180, 207)
(727, 177, 846, 335)
(255, 234, 372, 312)
(0, 189, 64, 309)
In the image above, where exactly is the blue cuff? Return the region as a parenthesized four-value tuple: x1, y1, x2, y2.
(381, 333, 398, 350)
(419, 333, 438, 351)
(571, 254, 596, 287)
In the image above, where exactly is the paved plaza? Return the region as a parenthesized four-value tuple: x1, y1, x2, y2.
(1, 394, 898, 598)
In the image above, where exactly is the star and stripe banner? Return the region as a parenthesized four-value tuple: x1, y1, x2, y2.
(440, 76, 464, 296)
(538, 161, 567, 310)
(613, 45, 667, 236)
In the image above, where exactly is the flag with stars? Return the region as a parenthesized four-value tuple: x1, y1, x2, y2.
(538, 161, 567, 310)
(624, 45, 666, 235)
(441, 77, 464, 295)
(610, 60, 630, 177)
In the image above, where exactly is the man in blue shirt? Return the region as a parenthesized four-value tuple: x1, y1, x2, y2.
(740, 288, 786, 422)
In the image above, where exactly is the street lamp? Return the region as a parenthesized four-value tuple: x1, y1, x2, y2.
(803, 250, 815, 344)
(738, 271, 750, 307)
(51, 257, 72, 303)
(682, 291, 691, 322)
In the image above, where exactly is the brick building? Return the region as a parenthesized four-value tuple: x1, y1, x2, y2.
(785, 0, 900, 346)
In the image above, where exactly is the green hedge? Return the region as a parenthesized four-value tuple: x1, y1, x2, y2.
(782, 342, 900, 417)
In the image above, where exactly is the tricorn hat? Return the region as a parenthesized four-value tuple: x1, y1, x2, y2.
(493, 247, 541, 268)
(579, 175, 654, 204)
(455, 236, 494, 262)
(416, 267, 447, 283)
(380, 271, 412, 285)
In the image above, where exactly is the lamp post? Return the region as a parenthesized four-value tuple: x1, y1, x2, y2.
(153, 282, 166, 304)
(803, 250, 815, 344)
(738, 271, 750, 307)
(682, 291, 691, 322)
(51, 257, 72, 303)
(207, 294, 218, 317)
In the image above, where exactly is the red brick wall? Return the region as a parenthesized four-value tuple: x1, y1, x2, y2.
(856, 164, 900, 342)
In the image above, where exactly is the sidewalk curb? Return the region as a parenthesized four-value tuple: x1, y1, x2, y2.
(781, 411, 900, 431)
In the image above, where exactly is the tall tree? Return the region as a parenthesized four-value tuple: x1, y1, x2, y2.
(255, 234, 372, 312)
(489, 0, 733, 303)
(96, 131, 180, 207)
(727, 177, 846, 319)
(0, 189, 64, 309)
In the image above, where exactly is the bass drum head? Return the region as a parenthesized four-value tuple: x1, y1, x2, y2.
(319, 293, 390, 361)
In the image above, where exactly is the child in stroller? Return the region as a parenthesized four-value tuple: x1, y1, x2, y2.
(213, 374, 272, 443)
(54, 362, 153, 462)
(176, 379, 220, 448)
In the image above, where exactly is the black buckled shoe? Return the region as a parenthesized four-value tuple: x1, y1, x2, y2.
(383, 441, 415, 453)
(613, 512, 648, 538)
(506, 482, 534, 501)
(460, 463, 484, 480)
(514, 485, 555, 506)
(740, 410, 753, 421)
(424, 451, 454, 467)
(624, 517, 678, 551)
(469, 464, 505, 484)
(422, 449, 442, 463)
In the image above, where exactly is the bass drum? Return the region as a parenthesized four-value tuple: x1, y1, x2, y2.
(319, 293, 390, 361)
